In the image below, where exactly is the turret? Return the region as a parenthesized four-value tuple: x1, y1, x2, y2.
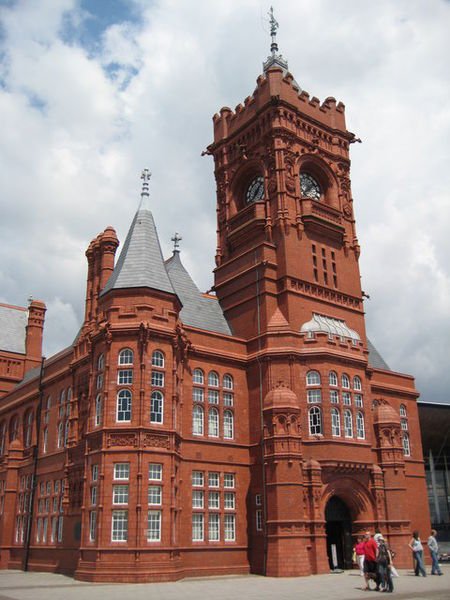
(25, 299, 46, 371)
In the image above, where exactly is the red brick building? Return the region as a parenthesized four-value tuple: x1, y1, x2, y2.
(0, 34, 430, 582)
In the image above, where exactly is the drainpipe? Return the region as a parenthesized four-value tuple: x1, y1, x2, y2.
(23, 356, 46, 571)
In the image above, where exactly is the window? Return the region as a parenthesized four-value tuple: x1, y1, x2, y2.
(224, 393, 234, 407)
(118, 370, 133, 385)
(400, 404, 407, 417)
(355, 394, 363, 408)
(117, 390, 132, 422)
(193, 368, 204, 384)
(192, 490, 204, 509)
(90, 486, 97, 506)
(151, 350, 164, 368)
(331, 408, 341, 436)
(353, 376, 362, 391)
(42, 427, 48, 453)
(91, 465, 98, 481)
(64, 421, 69, 446)
(54, 480, 61, 493)
(147, 510, 161, 541)
(193, 405, 204, 436)
(224, 410, 234, 439)
(342, 392, 351, 406)
(0, 422, 5, 455)
(57, 422, 64, 448)
(150, 391, 163, 423)
(208, 408, 219, 437)
(36, 517, 42, 542)
(341, 373, 350, 388)
(208, 389, 219, 404)
(208, 491, 220, 509)
(223, 374, 233, 390)
(97, 354, 104, 370)
(255, 494, 262, 506)
(209, 513, 220, 541)
(344, 410, 353, 437)
(57, 516, 63, 542)
(95, 394, 102, 426)
(224, 473, 235, 489)
(193, 388, 204, 403)
(96, 373, 103, 390)
(118, 348, 133, 365)
(224, 514, 236, 542)
(151, 371, 164, 387)
(114, 463, 130, 480)
(192, 471, 204, 487)
(401, 419, 408, 431)
(113, 485, 129, 505)
(89, 511, 97, 542)
(10, 416, 19, 442)
(306, 370, 321, 386)
(51, 516, 58, 543)
(111, 510, 128, 541)
(208, 371, 219, 387)
(402, 432, 411, 456)
(192, 513, 204, 541)
(149, 464, 162, 481)
(208, 472, 219, 487)
(309, 407, 322, 435)
(24, 411, 33, 447)
(330, 390, 339, 404)
(356, 412, 365, 439)
(224, 492, 235, 510)
(148, 485, 162, 505)
(307, 389, 322, 404)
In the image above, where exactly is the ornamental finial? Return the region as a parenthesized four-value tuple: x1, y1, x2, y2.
(171, 232, 182, 252)
(140, 168, 151, 198)
(269, 6, 279, 55)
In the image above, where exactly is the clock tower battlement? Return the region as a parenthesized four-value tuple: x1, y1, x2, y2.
(210, 42, 365, 348)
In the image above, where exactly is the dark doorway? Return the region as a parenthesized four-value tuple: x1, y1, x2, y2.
(325, 496, 353, 570)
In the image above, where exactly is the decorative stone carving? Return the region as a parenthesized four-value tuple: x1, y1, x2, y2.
(107, 433, 138, 447)
(142, 433, 170, 449)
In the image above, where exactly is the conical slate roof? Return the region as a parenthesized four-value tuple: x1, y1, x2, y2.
(101, 198, 175, 296)
(165, 251, 232, 336)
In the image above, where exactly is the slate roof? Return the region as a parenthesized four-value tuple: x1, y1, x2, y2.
(367, 339, 391, 371)
(165, 251, 232, 336)
(0, 303, 27, 354)
(101, 200, 175, 297)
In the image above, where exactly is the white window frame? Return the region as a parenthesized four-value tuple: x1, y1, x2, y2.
(224, 410, 234, 439)
(344, 409, 353, 438)
(150, 391, 164, 424)
(208, 407, 219, 437)
(224, 473, 235, 489)
(309, 406, 322, 435)
(118, 348, 133, 365)
(307, 389, 322, 404)
(147, 510, 161, 542)
(148, 463, 162, 481)
(151, 350, 165, 368)
(192, 513, 204, 541)
(113, 484, 129, 505)
(224, 492, 235, 510)
(224, 514, 236, 542)
(208, 491, 220, 510)
(306, 370, 321, 386)
(118, 369, 133, 385)
(111, 510, 128, 542)
(148, 485, 162, 506)
(192, 490, 204, 509)
(151, 370, 164, 387)
(356, 411, 365, 439)
(113, 463, 130, 480)
(329, 371, 338, 387)
(192, 471, 204, 487)
(117, 390, 132, 422)
(193, 405, 204, 436)
(192, 387, 204, 403)
(223, 374, 233, 390)
(208, 513, 220, 541)
(330, 390, 339, 404)
(331, 408, 341, 436)
(193, 368, 204, 384)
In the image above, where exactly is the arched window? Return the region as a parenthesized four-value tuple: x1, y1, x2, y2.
(57, 422, 64, 448)
(151, 391, 164, 424)
(117, 390, 132, 422)
(9, 416, 19, 442)
(0, 421, 6, 455)
(67, 387, 72, 402)
(193, 368, 204, 384)
(329, 371, 338, 387)
(151, 350, 164, 368)
(344, 409, 353, 437)
(341, 374, 350, 389)
(306, 370, 321, 386)
(208, 371, 219, 387)
(399, 404, 407, 417)
(97, 353, 104, 371)
(353, 376, 362, 391)
(208, 408, 219, 437)
(224, 410, 234, 439)
(118, 348, 133, 365)
(42, 427, 48, 454)
(95, 394, 102, 427)
(223, 374, 234, 390)
(24, 411, 34, 448)
(402, 432, 411, 457)
(331, 408, 341, 436)
(309, 407, 322, 435)
(193, 405, 204, 436)
(356, 412, 365, 439)
(64, 421, 70, 446)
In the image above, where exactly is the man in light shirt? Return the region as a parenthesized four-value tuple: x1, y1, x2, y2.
(427, 529, 443, 576)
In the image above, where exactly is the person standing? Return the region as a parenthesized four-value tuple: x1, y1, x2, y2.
(362, 531, 380, 591)
(427, 529, 443, 576)
(376, 536, 394, 593)
(408, 530, 427, 577)
(354, 536, 365, 577)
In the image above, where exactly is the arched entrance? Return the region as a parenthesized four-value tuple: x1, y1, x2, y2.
(325, 496, 353, 570)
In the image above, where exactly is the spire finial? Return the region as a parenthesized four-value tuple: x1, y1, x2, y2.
(141, 168, 151, 198)
(171, 232, 182, 252)
(269, 6, 279, 55)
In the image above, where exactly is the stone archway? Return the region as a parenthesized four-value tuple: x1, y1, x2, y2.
(325, 496, 353, 570)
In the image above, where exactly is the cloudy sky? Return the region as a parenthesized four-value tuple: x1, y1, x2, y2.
(0, 0, 449, 404)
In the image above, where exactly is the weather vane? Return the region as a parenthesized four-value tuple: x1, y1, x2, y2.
(140, 168, 152, 197)
(268, 6, 279, 55)
(171, 232, 182, 252)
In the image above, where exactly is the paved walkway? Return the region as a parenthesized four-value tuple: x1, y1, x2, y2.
(0, 567, 449, 600)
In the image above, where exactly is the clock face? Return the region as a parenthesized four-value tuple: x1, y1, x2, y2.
(300, 173, 321, 200)
(246, 175, 264, 203)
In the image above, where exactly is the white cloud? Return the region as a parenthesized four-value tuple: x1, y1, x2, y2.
(0, 0, 449, 403)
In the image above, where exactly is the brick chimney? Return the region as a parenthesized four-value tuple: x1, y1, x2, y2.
(25, 299, 46, 371)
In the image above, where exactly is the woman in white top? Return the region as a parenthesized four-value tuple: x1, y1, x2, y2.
(408, 530, 427, 577)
